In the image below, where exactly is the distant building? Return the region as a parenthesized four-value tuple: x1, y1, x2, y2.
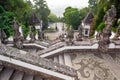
(29, 13, 42, 30)
(81, 11, 94, 38)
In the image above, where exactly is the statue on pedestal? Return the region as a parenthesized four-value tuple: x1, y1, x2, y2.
(38, 30, 43, 40)
(29, 13, 43, 42)
(29, 25, 35, 42)
(1, 29, 7, 44)
(38, 21, 43, 41)
(76, 25, 83, 41)
(59, 34, 65, 41)
(98, 5, 116, 52)
(13, 17, 23, 49)
(66, 26, 74, 45)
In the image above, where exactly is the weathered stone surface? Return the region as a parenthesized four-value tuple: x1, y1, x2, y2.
(72, 53, 120, 80)
(0, 44, 77, 77)
(98, 5, 116, 52)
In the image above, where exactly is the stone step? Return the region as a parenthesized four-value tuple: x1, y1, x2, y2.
(0, 67, 14, 80)
(22, 74, 34, 80)
(10, 70, 24, 80)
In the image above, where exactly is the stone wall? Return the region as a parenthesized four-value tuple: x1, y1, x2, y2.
(71, 52, 120, 80)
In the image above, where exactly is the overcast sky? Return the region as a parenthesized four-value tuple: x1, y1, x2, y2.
(45, 0, 89, 17)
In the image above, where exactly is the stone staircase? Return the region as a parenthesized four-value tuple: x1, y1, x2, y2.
(0, 44, 77, 78)
(0, 65, 44, 80)
(38, 42, 65, 55)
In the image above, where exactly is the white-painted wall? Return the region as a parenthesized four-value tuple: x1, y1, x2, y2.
(82, 24, 90, 37)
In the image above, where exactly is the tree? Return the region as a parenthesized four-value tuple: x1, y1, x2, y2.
(1, 0, 32, 21)
(88, 0, 120, 31)
(79, 7, 90, 24)
(63, 7, 90, 30)
(48, 13, 59, 23)
(34, 0, 50, 30)
(0, 6, 14, 37)
(64, 7, 80, 30)
(0, 0, 32, 37)
(88, 0, 98, 14)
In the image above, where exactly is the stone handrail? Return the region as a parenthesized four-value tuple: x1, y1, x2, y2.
(38, 42, 65, 55)
(34, 41, 50, 47)
(6, 40, 61, 48)
(0, 44, 77, 77)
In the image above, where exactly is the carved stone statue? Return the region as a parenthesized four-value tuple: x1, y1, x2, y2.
(29, 13, 42, 42)
(59, 34, 65, 41)
(13, 17, 23, 49)
(38, 21, 44, 40)
(1, 29, 7, 44)
(76, 25, 83, 41)
(38, 30, 42, 40)
(66, 26, 74, 45)
(29, 26, 35, 42)
(98, 5, 116, 52)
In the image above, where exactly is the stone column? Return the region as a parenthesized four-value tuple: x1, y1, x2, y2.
(64, 53, 72, 67)
(54, 56, 59, 63)
(59, 54, 64, 65)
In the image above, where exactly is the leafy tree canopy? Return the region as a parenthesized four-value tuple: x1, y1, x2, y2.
(48, 13, 59, 23)
(88, 0, 120, 31)
(63, 7, 89, 30)
(33, 0, 50, 30)
(63, 7, 80, 30)
(0, 0, 32, 37)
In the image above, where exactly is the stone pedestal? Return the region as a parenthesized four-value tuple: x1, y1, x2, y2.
(59, 54, 64, 65)
(64, 53, 72, 67)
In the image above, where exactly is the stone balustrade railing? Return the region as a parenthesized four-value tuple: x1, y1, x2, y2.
(0, 44, 77, 77)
